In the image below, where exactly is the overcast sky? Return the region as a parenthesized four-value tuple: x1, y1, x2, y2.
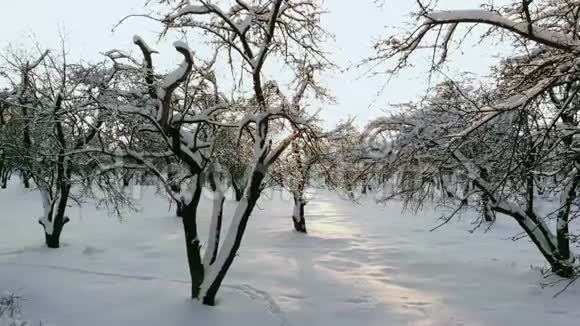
(0, 0, 507, 128)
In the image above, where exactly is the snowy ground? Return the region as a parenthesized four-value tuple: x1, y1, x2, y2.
(1, 180, 580, 326)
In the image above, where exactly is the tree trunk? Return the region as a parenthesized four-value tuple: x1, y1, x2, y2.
(204, 193, 224, 267)
(232, 181, 243, 202)
(481, 197, 495, 222)
(496, 207, 574, 278)
(42, 213, 69, 249)
(0, 163, 8, 189)
(171, 183, 183, 217)
(292, 192, 307, 233)
(459, 150, 573, 278)
(201, 169, 265, 306)
(0, 174, 7, 189)
(0, 154, 6, 189)
(181, 176, 205, 299)
(480, 169, 495, 222)
(557, 209, 572, 270)
(21, 171, 30, 189)
(39, 186, 71, 249)
(554, 115, 578, 276)
(520, 217, 572, 277)
(555, 173, 580, 275)
(123, 173, 132, 187)
(475, 180, 572, 277)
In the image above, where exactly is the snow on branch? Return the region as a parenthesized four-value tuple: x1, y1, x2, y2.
(133, 35, 158, 55)
(133, 35, 159, 99)
(370, 3, 580, 75)
(166, 2, 214, 20)
(424, 10, 579, 51)
(156, 40, 194, 127)
(27, 50, 50, 71)
(159, 41, 194, 95)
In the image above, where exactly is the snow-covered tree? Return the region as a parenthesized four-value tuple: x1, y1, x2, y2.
(0, 49, 51, 190)
(211, 115, 253, 202)
(0, 88, 15, 189)
(363, 77, 580, 277)
(361, 0, 580, 278)
(103, 0, 332, 305)
(0, 46, 119, 248)
(283, 136, 317, 233)
(275, 118, 359, 233)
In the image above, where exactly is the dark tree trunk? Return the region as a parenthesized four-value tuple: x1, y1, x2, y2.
(555, 174, 580, 275)
(519, 218, 572, 277)
(0, 154, 6, 189)
(471, 167, 573, 278)
(181, 176, 204, 299)
(557, 210, 572, 269)
(551, 259, 574, 278)
(123, 173, 132, 187)
(232, 181, 243, 202)
(480, 169, 495, 222)
(176, 204, 183, 218)
(171, 183, 183, 217)
(39, 186, 71, 249)
(40, 95, 72, 249)
(210, 197, 225, 265)
(292, 192, 307, 233)
(22, 172, 30, 189)
(206, 169, 225, 266)
(554, 115, 579, 276)
(0, 163, 8, 189)
(1, 175, 7, 189)
(481, 197, 495, 222)
(202, 169, 265, 306)
(206, 195, 224, 266)
(496, 207, 574, 278)
(42, 213, 70, 249)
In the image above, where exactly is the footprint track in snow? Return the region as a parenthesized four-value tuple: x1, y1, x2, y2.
(0, 261, 291, 326)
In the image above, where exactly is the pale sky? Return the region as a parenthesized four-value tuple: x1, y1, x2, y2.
(0, 0, 507, 128)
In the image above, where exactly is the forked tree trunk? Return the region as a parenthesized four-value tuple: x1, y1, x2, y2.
(42, 212, 70, 249)
(39, 95, 73, 249)
(495, 206, 574, 278)
(39, 186, 71, 249)
(200, 169, 266, 306)
(180, 176, 205, 299)
(292, 192, 307, 233)
(460, 155, 574, 277)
